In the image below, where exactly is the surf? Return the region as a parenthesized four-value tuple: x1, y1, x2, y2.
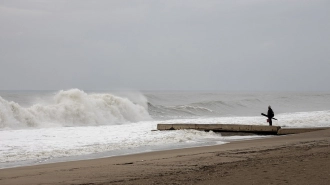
(0, 89, 151, 129)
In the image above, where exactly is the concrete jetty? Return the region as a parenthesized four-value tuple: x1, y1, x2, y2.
(157, 123, 329, 135)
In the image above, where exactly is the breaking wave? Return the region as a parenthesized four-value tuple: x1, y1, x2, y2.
(0, 89, 151, 128)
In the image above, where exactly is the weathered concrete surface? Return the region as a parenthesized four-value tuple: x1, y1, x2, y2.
(277, 127, 329, 135)
(157, 124, 280, 134)
(157, 124, 330, 135)
(157, 124, 197, 130)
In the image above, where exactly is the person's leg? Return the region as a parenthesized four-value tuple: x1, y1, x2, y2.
(269, 118, 272, 126)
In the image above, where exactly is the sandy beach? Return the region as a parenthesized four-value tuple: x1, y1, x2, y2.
(1, 129, 329, 185)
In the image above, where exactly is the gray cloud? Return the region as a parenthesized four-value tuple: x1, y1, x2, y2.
(1, 0, 330, 91)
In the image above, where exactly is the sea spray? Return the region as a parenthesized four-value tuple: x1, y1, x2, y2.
(0, 89, 151, 128)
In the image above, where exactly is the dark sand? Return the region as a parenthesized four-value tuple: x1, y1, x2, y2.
(1, 129, 329, 185)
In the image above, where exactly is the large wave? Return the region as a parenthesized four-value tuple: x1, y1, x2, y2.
(0, 89, 151, 128)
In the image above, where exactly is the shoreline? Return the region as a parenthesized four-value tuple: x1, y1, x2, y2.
(1, 129, 329, 184)
(0, 133, 266, 170)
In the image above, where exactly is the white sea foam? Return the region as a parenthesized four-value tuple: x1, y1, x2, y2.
(0, 121, 230, 167)
(0, 89, 151, 128)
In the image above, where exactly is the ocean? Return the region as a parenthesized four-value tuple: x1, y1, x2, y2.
(1, 89, 330, 169)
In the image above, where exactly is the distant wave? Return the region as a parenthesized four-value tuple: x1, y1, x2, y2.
(146, 91, 330, 119)
(0, 89, 151, 128)
(147, 98, 262, 119)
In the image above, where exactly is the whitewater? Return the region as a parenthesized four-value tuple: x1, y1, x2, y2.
(1, 89, 330, 169)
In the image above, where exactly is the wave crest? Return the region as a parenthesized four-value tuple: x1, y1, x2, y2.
(0, 89, 151, 128)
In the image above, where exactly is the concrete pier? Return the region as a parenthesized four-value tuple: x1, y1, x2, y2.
(157, 124, 280, 134)
(157, 124, 330, 135)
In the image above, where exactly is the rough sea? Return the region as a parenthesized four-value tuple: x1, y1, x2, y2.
(1, 89, 330, 169)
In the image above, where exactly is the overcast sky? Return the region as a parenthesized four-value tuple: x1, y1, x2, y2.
(0, 0, 329, 91)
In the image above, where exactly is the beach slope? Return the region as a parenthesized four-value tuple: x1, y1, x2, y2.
(1, 129, 329, 185)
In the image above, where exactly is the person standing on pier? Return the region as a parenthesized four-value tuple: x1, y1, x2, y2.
(267, 106, 274, 126)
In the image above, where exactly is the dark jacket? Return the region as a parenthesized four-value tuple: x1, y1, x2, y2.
(268, 108, 274, 118)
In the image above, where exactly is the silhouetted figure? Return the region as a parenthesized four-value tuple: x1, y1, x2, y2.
(267, 106, 274, 126)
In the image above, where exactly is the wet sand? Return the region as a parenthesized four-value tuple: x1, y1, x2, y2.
(1, 129, 329, 185)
